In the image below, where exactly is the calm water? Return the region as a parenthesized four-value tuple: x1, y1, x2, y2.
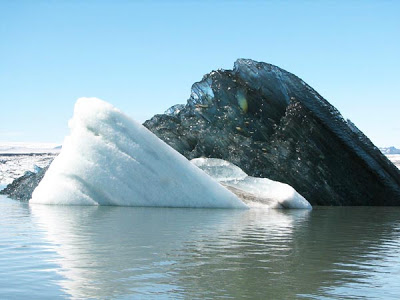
(1, 196, 400, 299)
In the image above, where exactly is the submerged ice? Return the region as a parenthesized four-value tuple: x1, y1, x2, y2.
(30, 98, 247, 208)
(191, 158, 311, 209)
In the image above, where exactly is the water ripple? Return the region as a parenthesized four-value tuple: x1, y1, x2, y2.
(1, 198, 400, 299)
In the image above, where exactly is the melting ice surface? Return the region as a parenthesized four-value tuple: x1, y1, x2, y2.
(191, 158, 311, 209)
(30, 98, 246, 208)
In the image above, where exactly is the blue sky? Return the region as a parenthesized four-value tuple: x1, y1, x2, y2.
(1, 1, 399, 147)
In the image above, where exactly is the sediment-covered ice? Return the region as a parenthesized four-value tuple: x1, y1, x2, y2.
(191, 158, 311, 209)
(30, 98, 247, 208)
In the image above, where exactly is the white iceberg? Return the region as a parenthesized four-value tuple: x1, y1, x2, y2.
(191, 158, 312, 209)
(30, 98, 247, 208)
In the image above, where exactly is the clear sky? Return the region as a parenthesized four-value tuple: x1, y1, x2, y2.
(1, 1, 399, 147)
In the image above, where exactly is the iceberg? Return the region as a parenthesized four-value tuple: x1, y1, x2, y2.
(145, 59, 400, 206)
(6, 59, 400, 206)
(191, 158, 312, 209)
(30, 98, 247, 208)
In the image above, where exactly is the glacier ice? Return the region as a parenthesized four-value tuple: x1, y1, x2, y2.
(30, 98, 247, 208)
(191, 158, 311, 209)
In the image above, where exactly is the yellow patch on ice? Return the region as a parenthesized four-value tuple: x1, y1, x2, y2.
(237, 94, 248, 113)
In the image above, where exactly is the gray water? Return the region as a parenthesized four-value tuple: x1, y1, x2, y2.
(1, 195, 400, 299)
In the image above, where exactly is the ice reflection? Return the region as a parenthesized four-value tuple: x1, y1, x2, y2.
(30, 205, 308, 299)
(29, 205, 400, 299)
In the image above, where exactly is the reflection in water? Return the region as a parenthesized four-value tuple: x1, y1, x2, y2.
(20, 205, 400, 299)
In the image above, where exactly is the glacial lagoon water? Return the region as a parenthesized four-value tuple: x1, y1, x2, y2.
(1, 195, 400, 299)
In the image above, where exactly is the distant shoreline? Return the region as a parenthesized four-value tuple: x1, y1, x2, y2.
(0, 152, 59, 156)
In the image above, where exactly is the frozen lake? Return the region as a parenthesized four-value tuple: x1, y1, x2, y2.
(1, 196, 400, 299)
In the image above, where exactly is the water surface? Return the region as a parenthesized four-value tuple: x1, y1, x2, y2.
(1, 196, 400, 299)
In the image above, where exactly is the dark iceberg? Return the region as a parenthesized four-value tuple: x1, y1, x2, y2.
(144, 59, 400, 205)
(2, 59, 400, 205)
(0, 166, 49, 201)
